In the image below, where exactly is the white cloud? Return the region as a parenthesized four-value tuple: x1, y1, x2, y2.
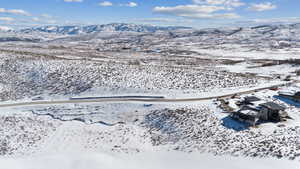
(8, 9, 31, 16)
(134, 18, 178, 23)
(179, 12, 240, 19)
(193, 0, 245, 7)
(31, 18, 58, 24)
(153, 4, 240, 19)
(0, 26, 13, 31)
(32, 17, 40, 22)
(0, 8, 31, 16)
(99, 1, 113, 6)
(0, 17, 15, 22)
(152, 0, 246, 20)
(26, 15, 58, 25)
(99, 1, 137, 8)
(126, 2, 138, 7)
(119, 2, 138, 7)
(133, 18, 194, 24)
(248, 2, 276, 12)
(153, 5, 226, 15)
(64, 0, 83, 2)
(41, 14, 53, 19)
(46, 20, 58, 24)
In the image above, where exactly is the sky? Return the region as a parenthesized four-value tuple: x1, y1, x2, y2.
(0, 0, 300, 29)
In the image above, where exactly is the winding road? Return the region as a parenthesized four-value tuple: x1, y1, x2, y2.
(0, 82, 292, 108)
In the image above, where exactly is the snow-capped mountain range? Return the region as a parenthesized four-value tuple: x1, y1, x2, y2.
(0, 23, 300, 46)
(15, 22, 300, 37)
(19, 23, 192, 35)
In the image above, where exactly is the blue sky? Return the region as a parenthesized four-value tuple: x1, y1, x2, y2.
(0, 0, 299, 29)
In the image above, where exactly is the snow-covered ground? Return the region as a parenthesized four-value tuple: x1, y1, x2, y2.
(185, 45, 300, 60)
(0, 50, 265, 101)
(1, 23, 300, 168)
(1, 151, 299, 169)
(218, 63, 300, 77)
(1, 99, 300, 161)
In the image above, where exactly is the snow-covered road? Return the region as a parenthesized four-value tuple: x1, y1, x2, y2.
(0, 81, 291, 108)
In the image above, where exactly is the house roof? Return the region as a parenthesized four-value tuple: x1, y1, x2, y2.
(244, 96, 261, 102)
(238, 109, 259, 116)
(278, 91, 294, 96)
(259, 102, 286, 111)
(232, 111, 257, 121)
(294, 92, 300, 96)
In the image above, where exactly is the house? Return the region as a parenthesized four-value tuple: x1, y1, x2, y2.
(279, 91, 300, 102)
(230, 101, 286, 126)
(244, 96, 261, 104)
(236, 96, 261, 106)
(259, 102, 286, 122)
(231, 109, 259, 126)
